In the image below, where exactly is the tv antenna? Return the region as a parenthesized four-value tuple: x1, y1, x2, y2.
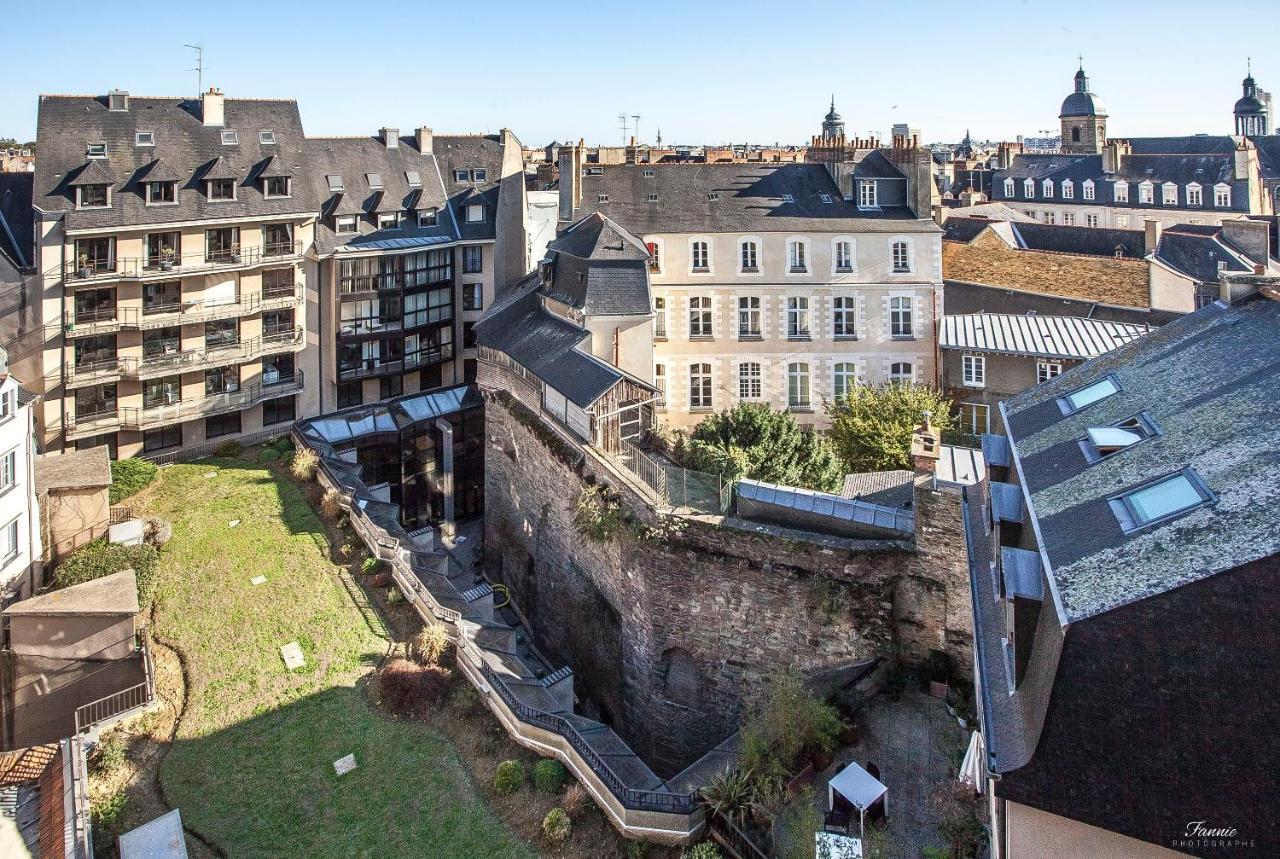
(185, 43, 205, 94)
(632, 115, 642, 145)
(617, 113, 630, 146)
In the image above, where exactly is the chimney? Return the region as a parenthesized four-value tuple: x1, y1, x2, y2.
(1221, 219, 1271, 266)
(381, 128, 399, 149)
(1101, 140, 1130, 174)
(201, 87, 225, 127)
(107, 89, 129, 112)
(415, 127, 433, 154)
(557, 145, 577, 223)
(1144, 219, 1162, 250)
(910, 411, 942, 475)
(1219, 272, 1280, 305)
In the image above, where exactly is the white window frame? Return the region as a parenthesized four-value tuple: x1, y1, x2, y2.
(1086, 214, 1099, 228)
(653, 296, 667, 339)
(454, 169, 470, 182)
(959, 402, 990, 434)
(889, 295, 914, 338)
(737, 296, 761, 338)
(472, 169, 487, 183)
(786, 237, 809, 274)
(738, 237, 760, 273)
(1161, 183, 1178, 206)
(2, 517, 18, 561)
(1023, 178, 1035, 198)
(336, 216, 358, 234)
(832, 296, 857, 338)
(259, 130, 276, 145)
(858, 180, 878, 209)
(689, 237, 712, 274)
(654, 364, 667, 406)
(0, 447, 16, 491)
(1062, 179, 1074, 199)
(738, 362, 762, 400)
(1114, 181, 1129, 203)
(786, 296, 811, 339)
(645, 237, 664, 273)
(888, 362, 914, 384)
(220, 130, 239, 146)
(135, 131, 155, 147)
(1082, 179, 1095, 200)
(787, 362, 811, 409)
(832, 237, 855, 273)
(377, 213, 399, 229)
(1063, 213, 1075, 226)
(890, 238, 913, 273)
(417, 208, 437, 227)
(833, 362, 857, 400)
(688, 296, 713, 338)
(1214, 184, 1231, 207)
(1003, 178, 1015, 197)
(1138, 181, 1154, 205)
(1186, 183, 1202, 206)
(1037, 361, 1063, 383)
(689, 363, 713, 410)
(962, 354, 986, 388)
(465, 204, 485, 223)
(1041, 179, 1054, 197)
(1043, 212, 1056, 225)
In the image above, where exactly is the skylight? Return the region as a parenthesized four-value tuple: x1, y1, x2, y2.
(405, 170, 421, 187)
(1060, 376, 1118, 413)
(221, 130, 239, 145)
(135, 131, 155, 147)
(1110, 470, 1212, 532)
(643, 169, 655, 178)
(707, 192, 719, 201)
(326, 175, 344, 192)
(259, 131, 276, 145)
(366, 173, 383, 190)
(820, 194, 833, 204)
(781, 194, 794, 203)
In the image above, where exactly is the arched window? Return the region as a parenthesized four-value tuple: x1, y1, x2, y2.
(1042, 179, 1054, 197)
(833, 362, 857, 400)
(1071, 127, 1081, 143)
(1023, 179, 1035, 198)
(689, 238, 710, 272)
(738, 362, 761, 399)
(1062, 180, 1074, 199)
(891, 240, 911, 273)
(739, 238, 759, 272)
(1082, 180, 1095, 200)
(1003, 178, 1015, 197)
(788, 362, 811, 408)
(832, 237, 855, 273)
(660, 648, 699, 707)
(889, 362, 913, 384)
(689, 363, 712, 410)
(645, 239, 662, 273)
(787, 238, 809, 273)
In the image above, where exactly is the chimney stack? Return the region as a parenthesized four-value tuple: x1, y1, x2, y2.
(381, 128, 399, 149)
(415, 127, 433, 154)
(201, 87, 225, 127)
(910, 411, 942, 475)
(1144, 219, 1162, 250)
(107, 89, 129, 112)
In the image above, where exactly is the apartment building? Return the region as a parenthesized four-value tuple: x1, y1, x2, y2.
(0, 348, 41, 604)
(31, 88, 318, 457)
(556, 139, 942, 430)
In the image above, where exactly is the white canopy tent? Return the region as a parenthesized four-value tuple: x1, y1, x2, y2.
(827, 761, 888, 842)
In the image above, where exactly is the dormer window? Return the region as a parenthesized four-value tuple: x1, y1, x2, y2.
(857, 180, 877, 209)
(78, 185, 110, 209)
(405, 170, 421, 187)
(781, 193, 794, 203)
(326, 175, 344, 193)
(366, 173, 383, 190)
(1138, 181, 1154, 204)
(1110, 469, 1213, 533)
(1041, 179, 1053, 197)
(643, 169, 655, 178)
(264, 176, 291, 198)
(708, 192, 720, 201)
(1062, 179, 1074, 199)
(259, 131, 276, 145)
(454, 169, 470, 182)
(220, 130, 239, 146)
(1214, 184, 1231, 207)
(597, 194, 610, 203)
(1003, 178, 1015, 196)
(1023, 178, 1035, 197)
(417, 208, 437, 227)
(1058, 375, 1119, 414)
(135, 131, 155, 147)
(1186, 183, 1203, 206)
(1081, 413, 1159, 462)
(472, 169, 487, 183)
(146, 181, 176, 205)
(208, 178, 236, 201)
(87, 143, 107, 159)
(336, 216, 358, 234)
(465, 204, 485, 223)
(377, 213, 399, 229)
(1082, 179, 1095, 200)
(1161, 182, 1178, 205)
(1114, 180, 1129, 203)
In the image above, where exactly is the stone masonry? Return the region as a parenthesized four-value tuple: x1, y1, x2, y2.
(482, 392, 971, 775)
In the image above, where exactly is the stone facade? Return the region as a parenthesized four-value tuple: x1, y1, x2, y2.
(481, 388, 971, 774)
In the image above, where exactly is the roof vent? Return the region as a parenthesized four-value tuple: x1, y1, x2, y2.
(107, 89, 129, 112)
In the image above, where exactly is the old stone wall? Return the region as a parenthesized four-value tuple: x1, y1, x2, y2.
(482, 390, 971, 775)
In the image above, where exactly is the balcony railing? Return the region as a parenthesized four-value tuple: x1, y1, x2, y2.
(338, 358, 404, 381)
(119, 371, 305, 430)
(65, 405, 121, 437)
(67, 355, 124, 387)
(120, 327, 304, 379)
(73, 634, 155, 735)
(65, 242, 303, 282)
(65, 285, 305, 337)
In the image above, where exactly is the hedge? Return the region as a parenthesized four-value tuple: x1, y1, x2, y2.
(55, 540, 159, 610)
(109, 459, 158, 504)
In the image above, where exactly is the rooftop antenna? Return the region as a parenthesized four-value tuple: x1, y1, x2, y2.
(656, 127, 662, 148)
(185, 43, 205, 94)
(632, 114, 642, 145)
(617, 113, 630, 147)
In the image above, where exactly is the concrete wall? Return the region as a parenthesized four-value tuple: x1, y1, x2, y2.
(481, 385, 971, 774)
(42, 486, 109, 561)
(1002, 801, 1192, 859)
(584, 314, 654, 382)
(1147, 263, 1197, 314)
(8, 611, 135, 661)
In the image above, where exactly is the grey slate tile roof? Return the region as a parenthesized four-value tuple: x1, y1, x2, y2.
(839, 470, 914, 508)
(572, 162, 937, 234)
(0, 173, 34, 269)
(941, 313, 1150, 360)
(1153, 227, 1251, 284)
(34, 94, 319, 230)
(544, 214, 652, 317)
(67, 158, 115, 186)
(434, 135, 505, 242)
(1010, 221, 1146, 258)
(942, 280, 1182, 327)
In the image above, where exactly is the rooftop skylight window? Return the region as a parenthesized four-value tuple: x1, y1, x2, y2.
(1081, 414, 1159, 462)
(366, 172, 383, 190)
(643, 169, 655, 178)
(259, 131, 276, 145)
(1059, 375, 1118, 414)
(781, 194, 794, 203)
(707, 192, 719, 201)
(221, 130, 239, 145)
(1110, 470, 1213, 533)
(405, 170, 421, 187)
(135, 131, 155, 147)
(326, 175, 344, 192)
(820, 194, 833, 203)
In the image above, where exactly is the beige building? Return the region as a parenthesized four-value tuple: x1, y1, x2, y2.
(556, 133, 942, 431)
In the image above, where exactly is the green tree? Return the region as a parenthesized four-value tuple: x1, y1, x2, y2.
(826, 383, 954, 472)
(680, 403, 843, 492)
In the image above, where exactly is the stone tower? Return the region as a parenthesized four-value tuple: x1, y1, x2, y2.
(1234, 67, 1269, 136)
(1059, 63, 1107, 154)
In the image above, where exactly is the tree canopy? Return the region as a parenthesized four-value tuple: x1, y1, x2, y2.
(826, 383, 955, 472)
(679, 403, 844, 493)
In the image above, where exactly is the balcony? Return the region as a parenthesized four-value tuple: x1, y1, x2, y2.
(66, 355, 124, 388)
(339, 317, 404, 338)
(65, 286, 304, 338)
(118, 371, 305, 431)
(339, 358, 405, 381)
(120, 327, 305, 380)
(65, 242, 304, 283)
(65, 405, 121, 439)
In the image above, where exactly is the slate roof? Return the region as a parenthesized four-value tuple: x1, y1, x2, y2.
(0, 173, 34, 269)
(543, 214, 652, 317)
(942, 280, 1179, 327)
(572, 163, 937, 234)
(839, 470, 914, 508)
(4, 569, 137, 616)
(1153, 226, 1252, 284)
(34, 446, 112, 493)
(1010, 221, 1146, 258)
(941, 313, 1150, 360)
(34, 93, 319, 230)
(434, 135, 504, 241)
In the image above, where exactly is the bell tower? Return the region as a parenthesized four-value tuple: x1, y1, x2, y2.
(1059, 61, 1107, 155)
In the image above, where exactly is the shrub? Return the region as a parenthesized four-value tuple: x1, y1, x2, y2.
(56, 541, 159, 609)
(700, 768, 753, 822)
(931, 782, 987, 859)
(740, 669, 841, 780)
(273, 436, 296, 454)
(320, 488, 344, 520)
(290, 447, 319, 481)
(415, 623, 451, 666)
(681, 403, 844, 493)
(532, 758, 566, 794)
(683, 842, 723, 859)
(109, 458, 157, 504)
(214, 440, 242, 458)
(257, 446, 280, 463)
(561, 782, 588, 819)
(385, 586, 404, 605)
(90, 731, 127, 775)
(573, 484, 626, 542)
(361, 556, 382, 575)
(541, 807, 571, 844)
(494, 759, 525, 794)
(143, 516, 172, 548)
(377, 659, 452, 719)
(826, 382, 956, 472)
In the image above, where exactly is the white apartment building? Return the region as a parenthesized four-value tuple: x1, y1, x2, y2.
(0, 351, 41, 603)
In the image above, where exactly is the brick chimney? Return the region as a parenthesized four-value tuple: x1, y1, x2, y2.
(201, 87, 225, 127)
(415, 127, 433, 154)
(910, 411, 942, 475)
(381, 128, 399, 149)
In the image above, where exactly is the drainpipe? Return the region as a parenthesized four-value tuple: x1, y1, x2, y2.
(435, 418, 454, 539)
(613, 326, 620, 367)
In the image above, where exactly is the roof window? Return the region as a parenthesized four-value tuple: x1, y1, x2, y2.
(405, 170, 421, 187)
(646, 193, 658, 202)
(221, 130, 239, 146)
(326, 175, 344, 192)
(643, 169, 655, 178)
(472, 168, 487, 183)
(87, 143, 107, 159)
(135, 131, 155, 147)
(781, 193, 794, 203)
(259, 131, 276, 145)
(707, 192, 719, 201)
(1081, 413, 1159, 462)
(1058, 376, 1118, 414)
(820, 194, 833, 204)
(597, 194, 610, 203)
(586, 166, 603, 175)
(1110, 470, 1213, 533)
(366, 173, 383, 190)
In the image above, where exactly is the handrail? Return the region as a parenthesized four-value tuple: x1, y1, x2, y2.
(119, 371, 304, 429)
(64, 241, 303, 281)
(72, 637, 155, 735)
(119, 328, 304, 378)
(67, 284, 304, 333)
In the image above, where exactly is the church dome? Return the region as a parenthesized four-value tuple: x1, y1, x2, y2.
(1060, 67, 1106, 118)
(1235, 75, 1265, 115)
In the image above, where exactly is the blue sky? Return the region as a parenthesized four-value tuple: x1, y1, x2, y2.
(1, 0, 1272, 146)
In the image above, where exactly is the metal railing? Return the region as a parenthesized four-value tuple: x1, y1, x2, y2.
(66, 737, 93, 859)
(66, 284, 304, 335)
(619, 439, 669, 500)
(338, 358, 405, 381)
(120, 327, 304, 379)
(613, 441, 731, 515)
(118, 371, 304, 430)
(72, 635, 155, 735)
(138, 424, 292, 464)
(709, 810, 773, 859)
(64, 242, 303, 281)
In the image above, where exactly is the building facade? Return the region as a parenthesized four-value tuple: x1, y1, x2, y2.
(0, 352, 41, 604)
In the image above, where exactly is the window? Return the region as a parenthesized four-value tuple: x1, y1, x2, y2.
(689, 363, 712, 410)
(417, 208, 437, 227)
(643, 169, 655, 178)
(75, 236, 116, 273)
(1082, 180, 1095, 200)
(337, 216, 358, 234)
(787, 239, 808, 273)
(597, 194, 610, 203)
(405, 170, 421, 188)
(690, 240, 710, 272)
(144, 281, 181, 315)
(1162, 183, 1177, 205)
(1114, 181, 1129, 203)
(326, 174, 345, 192)
(891, 241, 911, 273)
(781, 194, 794, 203)
(1062, 180, 1074, 199)
(786, 297, 810, 339)
(739, 362, 762, 399)
(146, 181, 176, 205)
(1023, 179, 1035, 197)
(205, 411, 242, 439)
(1138, 182, 1154, 205)
(1037, 361, 1063, 382)
(833, 363, 856, 400)
(689, 296, 713, 338)
(1003, 178, 1015, 197)
(135, 131, 155, 147)
(889, 296, 913, 338)
(205, 319, 239, 348)
(472, 169, 487, 183)
(87, 143, 107, 159)
(1042, 179, 1053, 197)
(833, 296, 857, 338)
(646, 241, 662, 273)
(1062, 213, 1075, 226)
(646, 193, 659, 202)
(143, 376, 181, 409)
(463, 283, 484, 311)
(959, 403, 989, 434)
(858, 180, 878, 208)
(264, 223, 293, 256)
(707, 192, 719, 202)
(738, 296, 761, 338)
(653, 297, 667, 338)
(0, 389, 11, 421)
(262, 396, 296, 426)
(1, 448, 16, 491)
(1214, 184, 1231, 207)
(787, 363, 811, 409)
(1043, 212, 1056, 225)
(962, 354, 985, 387)
(834, 240, 854, 272)
(454, 169, 470, 182)
(819, 194, 832, 204)
(888, 362, 913, 384)
(264, 176, 290, 198)
(1111, 470, 1213, 532)
(366, 172, 383, 190)
(1186, 183, 1202, 206)
(740, 239, 759, 272)
(78, 184, 110, 209)
(654, 364, 666, 406)
(462, 245, 483, 274)
(337, 381, 362, 409)
(142, 426, 182, 453)
(259, 130, 276, 145)
(208, 178, 235, 201)
(377, 213, 399, 229)
(1059, 375, 1119, 413)
(2, 518, 18, 561)
(1083, 414, 1158, 461)
(466, 204, 485, 222)
(205, 227, 240, 262)
(220, 130, 239, 145)
(1115, 214, 1131, 228)
(1086, 214, 1099, 228)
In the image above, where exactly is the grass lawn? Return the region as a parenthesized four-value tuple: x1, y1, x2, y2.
(139, 459, 532, 858)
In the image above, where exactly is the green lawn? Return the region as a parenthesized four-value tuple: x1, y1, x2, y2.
(142, 460, 532, 858)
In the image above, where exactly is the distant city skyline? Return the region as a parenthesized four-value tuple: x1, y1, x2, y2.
(1, 0, 1273, 147)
